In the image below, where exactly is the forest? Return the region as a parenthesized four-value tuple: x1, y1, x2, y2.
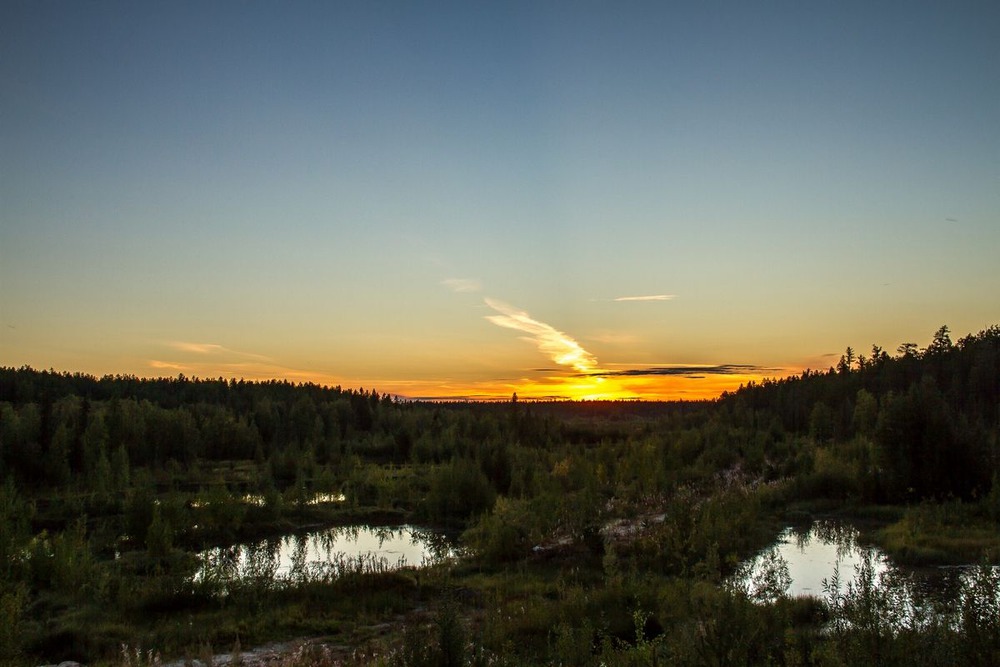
(1, 324, 999, 666)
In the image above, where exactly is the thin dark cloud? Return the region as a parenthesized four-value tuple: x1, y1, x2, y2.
(582, 364, 777, 378)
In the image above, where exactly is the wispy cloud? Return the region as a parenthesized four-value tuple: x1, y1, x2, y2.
(588, 332, 641, 345)
(428, 289, 784, 400)
(165, 341, 271, 361)
(484, 298, 598, 373)
(150, 341, 294, 378)
(149, 360, 186, 370)
(442, 278, 482, 294)
(613, 294, 677, 302)
(169, 342, 225, 354)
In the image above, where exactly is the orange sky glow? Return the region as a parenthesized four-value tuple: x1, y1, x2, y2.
(141, 356, 795, 402)
(3, 4, 997, 402)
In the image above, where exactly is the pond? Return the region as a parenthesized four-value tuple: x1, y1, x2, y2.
(738, 521, 890, 598)
(194, 524, 458, 589)
(736, 520, 988, 610)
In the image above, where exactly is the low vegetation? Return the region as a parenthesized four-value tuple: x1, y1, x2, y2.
(1, 324, 998, 665)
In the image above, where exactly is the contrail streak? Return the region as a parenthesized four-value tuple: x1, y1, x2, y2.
(484, 298, 598, 373)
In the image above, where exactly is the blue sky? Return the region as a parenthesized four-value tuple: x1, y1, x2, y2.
(2, 1, 998, 399)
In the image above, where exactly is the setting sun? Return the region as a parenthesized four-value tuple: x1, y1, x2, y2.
(2, 2, 997, 402)
(2, 3, 998, 663)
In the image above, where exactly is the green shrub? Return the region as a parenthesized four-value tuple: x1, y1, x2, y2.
(423, 459, 495, 526)
(0, 584, 27, 665)
(463, 496, 541, 564)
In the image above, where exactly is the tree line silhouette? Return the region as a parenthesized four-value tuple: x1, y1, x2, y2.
(0, 324, 998, 664)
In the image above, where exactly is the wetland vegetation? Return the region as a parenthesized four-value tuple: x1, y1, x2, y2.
(1, 324, 999, 665)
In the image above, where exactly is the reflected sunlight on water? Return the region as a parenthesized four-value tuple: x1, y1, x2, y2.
(194, 524, 457, 587)
(737, 520, 996, 613)
(743, 521, 891, 597)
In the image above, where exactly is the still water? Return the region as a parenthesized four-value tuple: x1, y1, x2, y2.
(737, 520, 981, 609)
(739, 521, 890, 598)
(195, 524, 457, 587)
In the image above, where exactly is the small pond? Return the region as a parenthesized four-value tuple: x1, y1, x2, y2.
(737, 520, 989, 612)
(194, 524, 458, 588)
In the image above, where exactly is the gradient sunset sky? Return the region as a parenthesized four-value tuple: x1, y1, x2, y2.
(2, 2, 998, 400)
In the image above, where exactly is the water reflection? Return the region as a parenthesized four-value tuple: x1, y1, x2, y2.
(192, 492, 347, 508)
(306, 492, 347, 505)
(195, 524, 456, 590)
(748, 521, 891, 597)
(739, 520, 994, 613)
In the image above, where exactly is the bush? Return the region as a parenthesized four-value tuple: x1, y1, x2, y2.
(422, 459, 495, 526)
(0, 585, 27, 665)
(463, 496, 541, 564)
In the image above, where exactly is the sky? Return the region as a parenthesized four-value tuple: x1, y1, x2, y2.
(2, 1, 998, 401)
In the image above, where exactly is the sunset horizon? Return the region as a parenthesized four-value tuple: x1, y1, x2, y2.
(3, 2, 998, 405)
(3, 4, 999, 658)
(7, 320, 987, 403)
